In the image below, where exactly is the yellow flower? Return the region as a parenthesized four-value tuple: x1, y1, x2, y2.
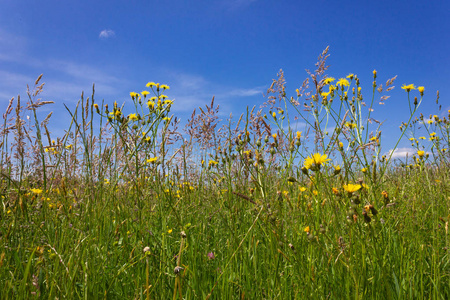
(332, 187, 339, 195)
(323, 77, 335, 85)
(272, 133, 277, 139)
(130, 92, 139, 99)
(146, 157, 158, 164)
(401, 84, 416, 92)
(208, 160, 218, 167)
(146, 82, 157, 88)
(345, 122, 357, 129)
(304, 153, 331, 170)
(343, 184, 361, 193)
(299, 186, 307, 192)
(296, 131, 302, 139)
(336, 78, 350, 87)
(417, 150, 425, 157)
(417, 86, 424, 94)
(128, 113, 138, 121)
(30, 188, 43, 194)
(312, 190, 318, 196)
(321, 91, 330, 98)
(304, 226, 310, 233)
(163, 100, 173, 106)
(141, 90, 150, 97)
(160, 84, 170, 90)
(147, 101, 155, 109)
(346, 73, 355, 79)
(167, 229, 173, 234)
(361, 167, 367, 173)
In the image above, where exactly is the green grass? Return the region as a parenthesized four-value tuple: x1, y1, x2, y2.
(0, 51, 449, 299)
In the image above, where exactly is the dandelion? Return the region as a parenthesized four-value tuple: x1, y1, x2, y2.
(128, 113, 138, 121)
(167, 229, 173, 234)
(334, 165, 341, 175)
(343, 184, 361, 193)
(141, 90, 150, 97)
(146, 157, 158, 164)
(30, 188, 43, 194)
(160, 84, 170, 90)
(417, 86, 424, 95)
(323, 77, 335, 85)
(417, 150, 425, 157)
(130, 92, 139, 99)
(163, 100, 173, 106)
(336, 78, 350, 87)
(146, 82, 157, 88)
(401, 84, 416, 92)
(208, 160, 218, 167)
(304, 153, 331, 171)
(346, 74, 355, 80)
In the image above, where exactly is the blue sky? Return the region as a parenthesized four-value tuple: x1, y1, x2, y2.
(0, 0, 448, 158)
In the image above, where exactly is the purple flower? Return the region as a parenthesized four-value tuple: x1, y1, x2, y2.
(207, 252, 215, 260)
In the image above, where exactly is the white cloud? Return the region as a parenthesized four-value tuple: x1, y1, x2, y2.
(225, 87, 264, 97)
(99, 29, 115, 39)
(386, 147, 416, 159)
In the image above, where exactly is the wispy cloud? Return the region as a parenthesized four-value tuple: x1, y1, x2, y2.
(386, 147, 416, 159)
(99, 29, 115, 39)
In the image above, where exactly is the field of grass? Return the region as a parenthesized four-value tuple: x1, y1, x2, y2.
(1, 50, 449, 299)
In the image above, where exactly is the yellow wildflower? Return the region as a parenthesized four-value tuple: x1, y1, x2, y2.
(160, 84, 170, 90)
(343, 184, 361, 193)
(401, 84, 416, 92)
(417, 150, 425, 157)
(304, 226, 310, 233)
(128, 113, 138, 121)
(345, 122, 357, 129)
(323, 77, 335, 85)
(417, 86, 424, 94)
(141, 90, 150, 97)
(304, 153, 331, 170)
(30, 188, 43, 194)
(346, 73, 355, 79)
(336, 78, 350, 87)
(146, 157, 158, 164)
(146, 82, 157, 88)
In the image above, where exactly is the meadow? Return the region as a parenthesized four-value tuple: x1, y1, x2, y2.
(1, 48, 449, 299)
